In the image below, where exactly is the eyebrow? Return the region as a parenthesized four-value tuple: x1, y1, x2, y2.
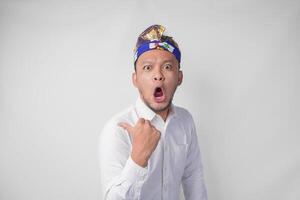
(162, 59, 175, 63)
(140, 59, 174, 64)
(140, 60, 154, 64)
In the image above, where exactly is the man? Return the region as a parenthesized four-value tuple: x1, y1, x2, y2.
(99, 25, 207, 200)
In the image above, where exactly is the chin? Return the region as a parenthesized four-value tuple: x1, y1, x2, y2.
(140, 92, 173, 113)
(149, 99, 171, 113)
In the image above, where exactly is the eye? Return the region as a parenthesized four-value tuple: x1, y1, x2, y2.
(164, 64, 172, 70)
(143, 65, 152, 71)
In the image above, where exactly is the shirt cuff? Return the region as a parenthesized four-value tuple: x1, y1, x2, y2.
(121, 156, 148, 184)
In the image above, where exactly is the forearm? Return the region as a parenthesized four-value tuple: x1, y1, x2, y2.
(103, 156, 148, 200)
(182, 166, 207, 200)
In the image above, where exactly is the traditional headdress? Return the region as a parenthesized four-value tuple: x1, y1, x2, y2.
(133, 25, 181, 65)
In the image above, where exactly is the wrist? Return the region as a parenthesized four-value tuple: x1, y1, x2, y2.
(131, 153, 148, 168)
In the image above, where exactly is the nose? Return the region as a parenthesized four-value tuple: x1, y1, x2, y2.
(153, 72, 165, 82)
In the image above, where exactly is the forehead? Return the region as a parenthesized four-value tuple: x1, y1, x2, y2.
(136, 49, 178, 65)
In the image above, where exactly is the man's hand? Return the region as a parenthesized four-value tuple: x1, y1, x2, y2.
(118, 118, 161, 167)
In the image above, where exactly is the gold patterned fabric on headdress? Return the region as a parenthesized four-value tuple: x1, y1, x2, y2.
(133, 24, 181, 64)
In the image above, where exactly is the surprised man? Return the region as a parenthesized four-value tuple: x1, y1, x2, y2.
(99, 25, 207, 200)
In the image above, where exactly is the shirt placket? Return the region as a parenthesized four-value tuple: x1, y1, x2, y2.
(158, 119, 170, 200)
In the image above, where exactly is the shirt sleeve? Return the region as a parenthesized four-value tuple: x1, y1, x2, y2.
(99, 120, 148, 200)
(182, 116, 208, 200)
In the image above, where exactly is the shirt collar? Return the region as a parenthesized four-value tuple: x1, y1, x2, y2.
(135, 96, 177, 122)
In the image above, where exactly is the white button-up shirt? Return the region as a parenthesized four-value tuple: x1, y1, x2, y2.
(99, 97, 207, 200)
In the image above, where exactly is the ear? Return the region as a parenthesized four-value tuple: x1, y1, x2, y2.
(132, 72, 137, 88)
(177, 70, 183, 86)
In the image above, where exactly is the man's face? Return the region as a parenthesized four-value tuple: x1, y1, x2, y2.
(133, 49, 183, 113)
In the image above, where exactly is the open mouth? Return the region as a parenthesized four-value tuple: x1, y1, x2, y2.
(154, 87, 163, 97)
(153, 87, 165, 103)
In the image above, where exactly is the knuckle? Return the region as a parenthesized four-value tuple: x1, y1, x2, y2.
(156, 133, 161, 139)
(144, 121, 151, 127)
(152, 127, 158, 132)
(155, 130, 161, 136)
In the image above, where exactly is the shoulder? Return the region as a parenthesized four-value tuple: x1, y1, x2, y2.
(100, 106, 135, 143)
(173, 105, 195, 124)
(103, 106, 134, 130)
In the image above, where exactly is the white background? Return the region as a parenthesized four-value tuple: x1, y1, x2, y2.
(0, 0, 299, 199)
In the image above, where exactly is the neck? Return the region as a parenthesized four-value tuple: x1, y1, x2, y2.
(156, 107, 170, 122)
